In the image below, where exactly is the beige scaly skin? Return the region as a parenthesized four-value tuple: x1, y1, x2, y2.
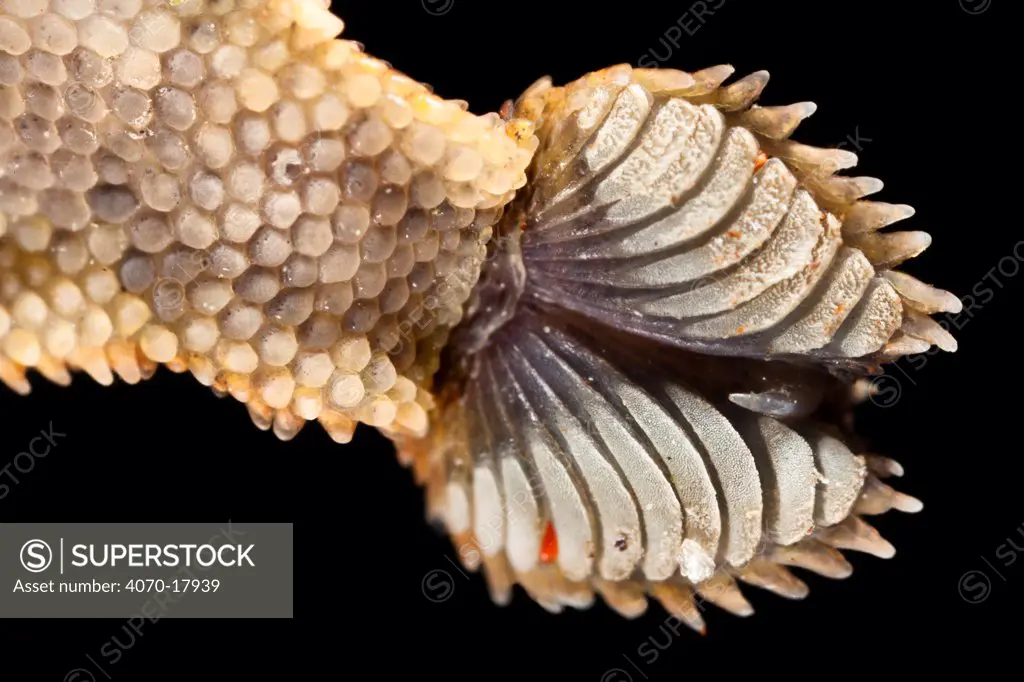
(0, 0, 536, 441)
(0, 1, 957, 625)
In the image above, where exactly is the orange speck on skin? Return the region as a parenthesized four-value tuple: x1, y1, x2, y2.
(753, 150, 768, 172)
(735, 325, 746, 335)
(726, 229, 741, 239)
(505, 119, 533, 142)
(540, 521, 558, 563)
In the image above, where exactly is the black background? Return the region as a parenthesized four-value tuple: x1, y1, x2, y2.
(1, 0, 1017, 677)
